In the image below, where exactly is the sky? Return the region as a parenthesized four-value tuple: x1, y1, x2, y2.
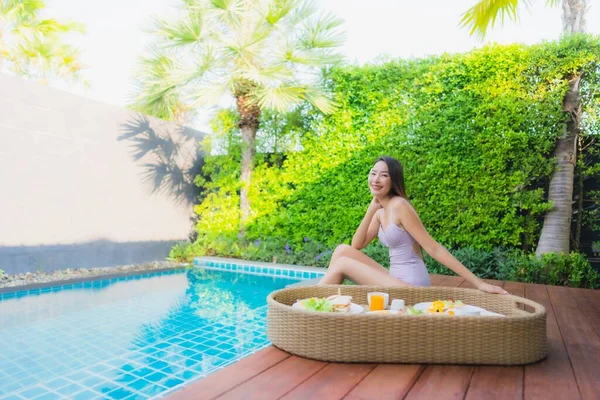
(43, 0, 600, 130)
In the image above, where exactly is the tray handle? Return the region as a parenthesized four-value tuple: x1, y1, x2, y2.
(507, 295, 546, 315)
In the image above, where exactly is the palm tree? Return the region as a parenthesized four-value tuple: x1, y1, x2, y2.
(460, 0, 588, 255)
(0, 0, 85, 84)
(131, 0, 344, 226)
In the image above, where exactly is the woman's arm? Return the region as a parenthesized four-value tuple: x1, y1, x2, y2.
(351, 198, 382, 250)
(395, 199, 507, 295)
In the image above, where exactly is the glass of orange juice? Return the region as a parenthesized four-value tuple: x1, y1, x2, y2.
(370, 294, 385, 311)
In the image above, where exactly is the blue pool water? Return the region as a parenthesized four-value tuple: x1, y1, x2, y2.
(0, 264, 311, 399)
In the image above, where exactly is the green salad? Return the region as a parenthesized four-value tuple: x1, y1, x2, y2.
(405, 306, 424, 315)
(301, 297, 334, 312)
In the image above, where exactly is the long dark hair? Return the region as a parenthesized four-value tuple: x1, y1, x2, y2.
(375, 156, 407, 199)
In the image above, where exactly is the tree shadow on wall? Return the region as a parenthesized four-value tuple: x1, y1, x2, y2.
(119, 113, 206, 206)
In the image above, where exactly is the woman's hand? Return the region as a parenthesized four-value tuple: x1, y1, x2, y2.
(368, 197, 382, 213)
(476, 281, 508, 295)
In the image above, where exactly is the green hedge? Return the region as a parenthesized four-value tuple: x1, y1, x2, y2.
(182, 36, 600, 288)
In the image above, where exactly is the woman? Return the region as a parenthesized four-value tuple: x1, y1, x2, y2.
(319, 156, 507, 294)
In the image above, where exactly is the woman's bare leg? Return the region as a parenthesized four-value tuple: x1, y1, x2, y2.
(328, 244, 387, 271)
(320, 244, 412, 286)
(320, 256, 412, 286)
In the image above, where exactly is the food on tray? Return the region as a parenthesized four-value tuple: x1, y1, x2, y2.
(405, 306, 424, 315)
(427, 299, 465, 314)
(326, 294, 353, 313)
(300, 297, 334, 312)
(442, 299, 465, 309)
(427, 300, 446, 314)
(297, 289, 354, 313)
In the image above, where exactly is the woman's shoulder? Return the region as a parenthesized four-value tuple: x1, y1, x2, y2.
(390, 196, 416, 214)
(390, 196, 410, 208)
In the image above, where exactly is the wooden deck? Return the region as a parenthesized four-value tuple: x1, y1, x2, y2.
(169, 275, 600, 400)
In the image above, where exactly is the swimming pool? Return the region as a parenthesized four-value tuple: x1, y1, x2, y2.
(0, 260, 324, 399)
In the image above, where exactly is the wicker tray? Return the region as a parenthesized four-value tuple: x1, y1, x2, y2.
(267, 285, 547, 365)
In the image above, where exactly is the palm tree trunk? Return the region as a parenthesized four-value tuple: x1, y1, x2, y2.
(535, 0, 587, 255)
(574, 136, 584, 250)
(536, 74, 581, 255)
(562, 0, 587, 34)
(236, 94, 260, 228)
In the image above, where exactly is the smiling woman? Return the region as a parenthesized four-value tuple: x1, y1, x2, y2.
(319, 156, 507, 295)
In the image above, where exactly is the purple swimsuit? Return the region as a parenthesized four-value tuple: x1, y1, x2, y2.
(378, 222, 431, 287)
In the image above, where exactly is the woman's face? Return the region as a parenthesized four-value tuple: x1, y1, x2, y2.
(368, 161, 392, 197)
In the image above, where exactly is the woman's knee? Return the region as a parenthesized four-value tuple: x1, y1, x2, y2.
(332, 244, 354, 259)
(331, 256, 353, 271)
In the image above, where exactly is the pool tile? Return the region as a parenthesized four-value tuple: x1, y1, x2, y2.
(43, 378, 70, 391)
(159, 377, 185, 389)
(72, 390, 101, 400)
(148, 361, 169, 371)
(0, 264, 306, 399)
(18, 387, 48, 399)
(105, 388, 135, 399)
(55, 383, 85, 396)
(33, 392, 63, 400)
(128, 379, 151, 392)
(0, 395, 24, 400)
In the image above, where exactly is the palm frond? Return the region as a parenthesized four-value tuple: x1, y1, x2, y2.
(151, 13, 205, 46)
(460, 0, 529, 39)
(1, 0, 85, 83)
(209, 0, 245, 29)
(130, 48, 189, 121)
(133, 0, 345, 118)
(299, 12, 346, 50)
(265, 0, 298, 25)
(285, 0, 318, 27)
(188, 81, 230, 107)
(253, 85, 305, 112)
(302, 86, 338, 114)
(280, 47, 342, 66)
(242, 63, 292, 86)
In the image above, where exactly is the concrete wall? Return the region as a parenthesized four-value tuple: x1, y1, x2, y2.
(0, 74, 205, 274)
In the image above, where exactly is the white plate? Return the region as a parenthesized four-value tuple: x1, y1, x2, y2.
(292, 301, 364, 314)
(366, 310, 401, 315)
(412, 302, 504, 317)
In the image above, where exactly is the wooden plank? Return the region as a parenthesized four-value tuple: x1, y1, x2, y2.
(547, 285, 600, 400)
(439, 275, 466, 287)
(582, 310, 600, 338)
(464, 367, 522, 400)
(458, 279, 477, 289)
(483, 278, 505, 287)
(523, 284, 580, 400)
(568, 287, 600, 337)
(504, 281, 526, 311)
(344, 364, 423, 400)
(406, 274, 471, 398)
(547, 285, 578, 309)
(461, 280, 522, 399)
(568, 287, 600, 312)
(503, 281, 524, 297)
(404, 365, 474, 400)
(167, 346, 291, 400)
(429, 274, 448, 285)
(280, 363, 375, 400)
(216, 356, 327, 400)
(459, 278, 506, 290)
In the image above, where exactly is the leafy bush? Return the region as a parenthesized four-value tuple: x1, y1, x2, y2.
(428, 247, 598, 288)
(194, 37, 600, 253)
(181, 36, 600, 288)
(171, 237, 598, 288)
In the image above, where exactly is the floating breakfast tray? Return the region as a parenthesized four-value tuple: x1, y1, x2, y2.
(267, 285, 547, 365)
